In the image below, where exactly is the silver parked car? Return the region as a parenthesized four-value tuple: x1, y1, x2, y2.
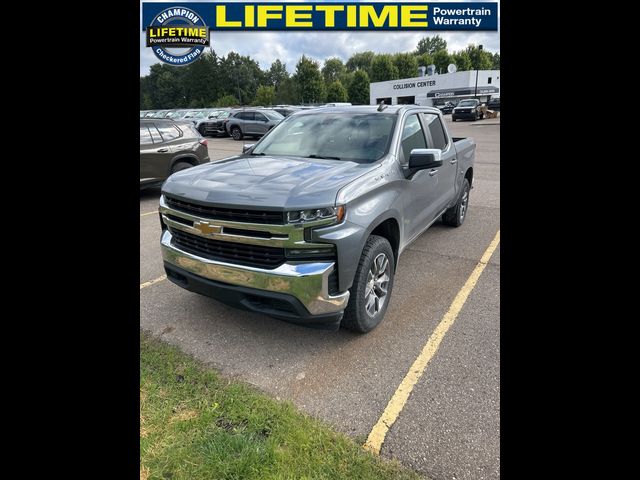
(225, 109, 285, 140)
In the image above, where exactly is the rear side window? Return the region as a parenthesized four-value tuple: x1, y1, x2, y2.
(155, 123, 182, 141)
(148, 124, 163, 143)
(400, 114, 427, 164)
(140, 126, 152, 145)
(237, 112, 254, 120)
(422, 114, 448, 150)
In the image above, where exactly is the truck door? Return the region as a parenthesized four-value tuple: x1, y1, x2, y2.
(420, 113, 459, 213)
(399, 113, 440, 240)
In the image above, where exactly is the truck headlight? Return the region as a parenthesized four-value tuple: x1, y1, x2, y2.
(287, 206, 345, 224)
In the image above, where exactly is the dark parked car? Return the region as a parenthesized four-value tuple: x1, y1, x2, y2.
(140, 119, 210, 189)
(198, 110, 232, 137)
(487, 97, 500, 111)
(452, 99, 484, 122)
(436, 101, 456, 115)
(225, 109, 284, 140)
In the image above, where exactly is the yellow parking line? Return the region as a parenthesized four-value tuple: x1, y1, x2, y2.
(140, 211, 158, 217)
(140, 275, 167, 290)
(363, 230, 500, 455)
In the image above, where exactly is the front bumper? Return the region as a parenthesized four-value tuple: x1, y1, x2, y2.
(161, 229, 350, 322)
(452, 111, 476, 119)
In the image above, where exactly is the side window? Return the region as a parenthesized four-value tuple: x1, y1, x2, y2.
(149, 124, 163, 143)
(422, 114, 448, 150)
(140, 126, 152, 145)
(242, 112, 255, 121)
(254, 112, 267, 122)
(400, 114, 427, 164)
(155, 123, 182, 142)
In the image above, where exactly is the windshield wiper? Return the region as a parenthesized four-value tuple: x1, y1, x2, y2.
(250, 152, 266, 155)
(306, 154, 341, 160)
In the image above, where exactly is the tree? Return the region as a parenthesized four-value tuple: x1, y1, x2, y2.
(370, 54, 399, 82)
(215, 94, 239, 107)
(415, 35, 447, 56)
(466, 45, 493, 70)
(322, 57, 346, 84)
(293, 55, 325, 103)
(253, 85, 276, 106)
(267, 59, 289, 89)
(275, 77, 300, 104)
(218, 52, 265, 105)
(432, 50, 452, 74)
(326, 80, 348, 102)
(451, 50, 473, 71)
(491, 52, 500, 70)
(393, 53, 419, 78)
(346, 51, 375, 77)
(415, 53, 433, 69)
(348, 70, 370, 105)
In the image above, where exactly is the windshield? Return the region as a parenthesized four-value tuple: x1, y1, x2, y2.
(166, 110, 185, 118)
(262, 110, 284, 120)
(252, 113, 396, 163)
(217, 111, 231, 119)
(184, 110, 204, 118)
(458, 100, 477, 107)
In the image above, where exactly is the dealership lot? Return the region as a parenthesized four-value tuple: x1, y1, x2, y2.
(140, 115, 500, 480)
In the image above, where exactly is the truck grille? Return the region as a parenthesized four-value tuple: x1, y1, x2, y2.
(165, 196, 285, 224)
(170, 228, 286, 269)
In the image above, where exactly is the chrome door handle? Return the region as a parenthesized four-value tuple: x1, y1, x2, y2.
(157, 148, 169, 153)
(450, 158, 458, 164)
(429, 169, 438, 176)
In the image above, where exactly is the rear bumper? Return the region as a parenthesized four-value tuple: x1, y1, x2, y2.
(161, 230, 349, 328)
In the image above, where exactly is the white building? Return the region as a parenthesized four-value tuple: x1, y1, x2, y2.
(369, 70, 500, 107)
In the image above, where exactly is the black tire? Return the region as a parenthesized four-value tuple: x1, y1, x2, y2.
(480, 112, 484, 120)
(342, 235, 395, 333)
(171, 161, 194, 174)
(230, 126, 243, 140)
(452, 117, 456, 122)
(442, 178, 470, 227)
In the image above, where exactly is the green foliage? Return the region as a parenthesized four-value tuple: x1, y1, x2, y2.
(294, 55, 325, 103)
(140, 334, 422, 480)
(393, 53, 419, 79)
(215, 94, 239, 108)
(346, 51, 375, 77)
(322, 57, 346, 84)
(267, 59, 289, 88)
(326, 80, 348, 103)
(275, 77, 300, 104)
(451, 51, 473, 71)
(491, 52, 500, 70)
(466, 45, 494, 70)
(432, 50, 452, 75)
(415, 53, 433, 69)
(370, 54, 399, 82)
(415, 35, 447, 56)
(253, 85, 276, 106)
(348, 70, 370, 105)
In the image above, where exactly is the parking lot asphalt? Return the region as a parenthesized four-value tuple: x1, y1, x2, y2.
(140, 114, 500, 480)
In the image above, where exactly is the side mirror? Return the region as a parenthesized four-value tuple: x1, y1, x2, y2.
(242, 144, 255, 153)
(408, 149, 443, 170)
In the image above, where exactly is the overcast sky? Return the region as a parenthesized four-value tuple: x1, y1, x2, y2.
(140, 0, 500, 76)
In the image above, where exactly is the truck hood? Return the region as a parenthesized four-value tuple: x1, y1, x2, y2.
(162, 155, 378, 209)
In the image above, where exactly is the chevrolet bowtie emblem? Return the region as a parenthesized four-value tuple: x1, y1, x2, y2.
(193, 221, 222, 235)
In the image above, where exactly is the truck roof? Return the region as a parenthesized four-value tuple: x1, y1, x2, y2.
(292, 105, 442, 115)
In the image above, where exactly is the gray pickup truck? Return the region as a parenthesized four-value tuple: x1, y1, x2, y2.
(159, 105, 475, 332)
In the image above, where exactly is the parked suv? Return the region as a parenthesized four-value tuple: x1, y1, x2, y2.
(225, 109, 284, 140)
(196, 110, 231, 137)
(140, 119, 210, 189)
(452, 99, 484, 121)
(487, 97, 500, 111)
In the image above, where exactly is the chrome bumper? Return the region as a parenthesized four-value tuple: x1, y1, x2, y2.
(161, 230, 349, 315)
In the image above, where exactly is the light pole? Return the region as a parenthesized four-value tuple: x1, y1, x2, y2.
(474, 44, 483, 99)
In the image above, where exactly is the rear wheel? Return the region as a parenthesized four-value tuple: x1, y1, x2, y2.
(231, 126, 243, 140)
(342, 235, 395, 333)
(442, 178, 470, 227)
(171, 161, 194, 174)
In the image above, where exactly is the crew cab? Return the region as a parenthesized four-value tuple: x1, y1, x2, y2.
(159, 106, 475, 332)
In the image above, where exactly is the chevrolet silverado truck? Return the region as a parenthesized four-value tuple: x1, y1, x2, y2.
(159, 105, 475, 333)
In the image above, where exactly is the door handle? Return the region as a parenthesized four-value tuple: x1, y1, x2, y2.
(450, 158, 458, 164)
(157, 148, 169, 153)
(429, 169, 438, 176)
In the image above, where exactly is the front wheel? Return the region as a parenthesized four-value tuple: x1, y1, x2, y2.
(171, 161, 194, 174)
(442, 178, 470, 227)
(342, 235, 395, 333)
(231, 126, 243, 140)
(452, 117, 456, 122)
